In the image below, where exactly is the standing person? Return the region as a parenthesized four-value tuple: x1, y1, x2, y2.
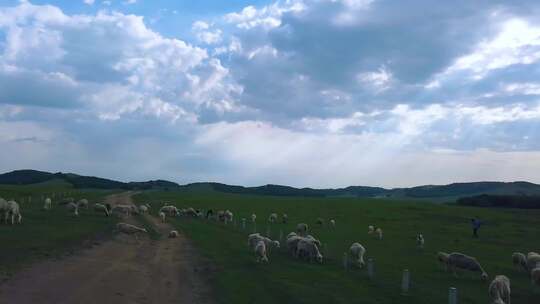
(471, 217, 482, 238)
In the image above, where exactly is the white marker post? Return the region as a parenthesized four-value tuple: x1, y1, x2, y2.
(448, 287, 457, 304)
(343, 253, 349, 271)
(367, 258, 375, 279)
(401, 269, 410, 295)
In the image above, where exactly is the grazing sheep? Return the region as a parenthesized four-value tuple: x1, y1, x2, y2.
(268, 213, 278, 223)
(169, 230, 179, 238)
(247, 233, 279, 253)
(282, 214, 288, 224)
(368, 225, 375, 234)
(531, 268, 540, 287)
(375, 228, 383, 240)
(43, 198, 52, 210)
(159, 205, 179, 216)
(316, 218, 324, 226)
(296, 238, 323, 263)
(286, 236, 303, 256)
(159, 211, 166, 222)
(349, 243, 366, 268)
(447, 252, 488, 280)
(94, 203, 110, 216)
(224, 210, 234, 223)
(116, 223, 147, 241)
(77, 199, 89, 209)
(286, 232, 297, 239)
(488, 275, 511, 304)
(305, 234, 321, 246)
(5, 201, 22, 225)
(527, 252, 540, 272)
(113, 204, 139, 216)
(296, 223, 309, 236)
(255, 240, 269, 263)
(183, 207, 198, 217)
(416, 234, 425, 249)
(66, 202, 79, 217)
(512, 252, 528, 272)
(438, 252, 450, 270)
(251, 213, 257, 223)
(329, 219, 336, 227)
(138, 205, 149, 214)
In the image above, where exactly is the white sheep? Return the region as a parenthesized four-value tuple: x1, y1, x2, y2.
(488, 275, 511, 304)
(416, 234, 425, 249)
(268, 213, 278, 223)
(296, 238, 323, 263)
(159, 211, 166, 222)
(255, 240, 269, 263)
(305, 234, 321, 246)
(329, 219, 336, 227)
(4, 200, 22, 224)
(286, 232, 297, 239)
(94, 203, 110, 216)
(66, 202, 79, 217)
(512, 252, 528, 272)
(368, 225, 375, 234)
(375, 227, 383, 240)
(447, 252, 488, 280)
(247, 233, 279, 253)
(77, 199, 89, 209)
(169, 230, 179, 238)
(224, 210, 234, 223)
(251, 213, 257, 223)
(112, 204, 138, 216)
(159, 205, 178, 216)
(43, 198, 52, 210)
(296, 223, 309, 236)
(138, 205, 149, 214)
(116, 222, 147, 241)
(527, 252, 540, 272)
(437, 252, 450, 270)
(349, 242, 366, 268)
(286, 235, 303, 256)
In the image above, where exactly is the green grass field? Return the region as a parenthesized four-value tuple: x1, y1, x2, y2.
(135, 187, 540, 304)
(0, 181, 118, 276)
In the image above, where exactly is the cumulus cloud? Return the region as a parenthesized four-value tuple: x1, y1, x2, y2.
(2, 0, 540, 186)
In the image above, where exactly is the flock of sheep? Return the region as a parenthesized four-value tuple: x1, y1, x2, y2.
(2, 195, 539, 304)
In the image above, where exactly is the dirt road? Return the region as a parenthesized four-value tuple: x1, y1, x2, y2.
(0, 192, 215, 304)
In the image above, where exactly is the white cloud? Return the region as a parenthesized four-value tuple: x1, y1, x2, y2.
(83, 0, 95, 5)
(224, 1, 305, 30)
(357, 66, 393, 92)
(0, 2, 242, 122)
(438, 18, 540, 81)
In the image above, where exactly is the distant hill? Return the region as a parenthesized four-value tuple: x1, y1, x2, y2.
(0, 170, 179, 190)
(1, 170, 540, 202)
(457, 194, 540, 209)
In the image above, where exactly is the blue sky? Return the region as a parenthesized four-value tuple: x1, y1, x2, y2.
(1, 0, 540, 187)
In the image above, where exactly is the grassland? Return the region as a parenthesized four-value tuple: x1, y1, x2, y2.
(135, 186, 540, 304)
(0, 181, 119, 276)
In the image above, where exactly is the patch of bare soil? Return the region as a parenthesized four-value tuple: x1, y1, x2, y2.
(0, 192, 215, 304)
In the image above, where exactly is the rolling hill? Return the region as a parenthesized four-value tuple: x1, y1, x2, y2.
(1, 169, 540, 202)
